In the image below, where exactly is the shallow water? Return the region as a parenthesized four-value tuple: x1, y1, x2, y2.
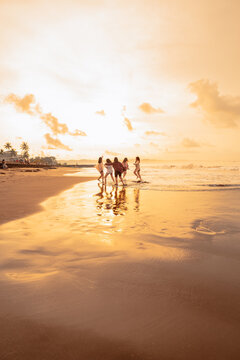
(0, 174, 240, 359)
(73, 161, 240, 191)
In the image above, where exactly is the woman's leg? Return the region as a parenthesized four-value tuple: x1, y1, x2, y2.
(101, 172, 105, 184)
(138, 171, 142, 181)
(119, 174, 124, 185)
(110, 173, 115, 182)
(105, 173, 109, 184)
(123, 171, 127, 184)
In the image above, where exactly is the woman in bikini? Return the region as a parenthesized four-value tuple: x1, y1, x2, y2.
(104, 158, 115, 184)
(122, 157, 129, 179)
(134, 156, 142, 182)
(96, 157, 104, 183)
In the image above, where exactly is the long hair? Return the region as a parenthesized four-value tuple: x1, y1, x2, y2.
(136, 156, 140, 162)
(123, 157, 128, 162)
(98, 157, 103, 164)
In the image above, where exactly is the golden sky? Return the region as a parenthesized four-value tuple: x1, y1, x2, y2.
(0, 0, 240, 160)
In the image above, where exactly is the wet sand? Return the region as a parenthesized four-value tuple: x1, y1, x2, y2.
(0, 167, 95, 225)
(0, 180, 240, 359)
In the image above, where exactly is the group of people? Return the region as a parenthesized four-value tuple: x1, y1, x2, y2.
(96, 156, 142, 186)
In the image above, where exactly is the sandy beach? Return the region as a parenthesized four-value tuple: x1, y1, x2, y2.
(0, 167, 94, 225)
(0, 170, 239, 359)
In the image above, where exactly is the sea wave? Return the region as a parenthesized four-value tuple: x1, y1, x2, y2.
(127, 183, 240, 192)
(76, 163, 240, 192)
(156, 164, 240, 171)
(202, 184, 240, 188)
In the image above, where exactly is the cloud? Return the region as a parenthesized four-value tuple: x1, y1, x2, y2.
(149, 142, 159, 148)
(145, 131, 166, 136)
(95, 110, 105, 116)
(44, 133, 72, 151)
(121, 105, 127, 114)
(181, 137, 200, 148)
(40, 113, 68, 135)
(121, 107, 133, 131)
(40, 113, 86, 137)
(139, 102, 164, 114)
(105, 150, 120, 156)
(4, 93, 37, 115)
(4, 93, 87, 144)
(189, 79, 240, 128)
(69, 129, 87, 136)
(124, 117, 133, 131)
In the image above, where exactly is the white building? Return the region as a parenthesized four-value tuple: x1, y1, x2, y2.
(0, 151, 21, 162)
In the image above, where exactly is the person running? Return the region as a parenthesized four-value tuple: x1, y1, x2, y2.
(134, 156, 142, 182)
(122, 157, 129, 179)
(96, 157, 104, 183)
(112, 157, 124, 186)
(104, 158, 114, 184)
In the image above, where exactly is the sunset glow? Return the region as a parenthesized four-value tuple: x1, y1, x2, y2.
(1, 3, 240, 358)
(1, 0, 240, 160)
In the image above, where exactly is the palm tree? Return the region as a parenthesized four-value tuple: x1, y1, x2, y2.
(4, 142, 12, 150)
(10, 148, 17, 157)
(22, 150, 29, 160)
(20, 142, 30, 160)
(0, 149, 4, 155)
(20, 141, 29, 152)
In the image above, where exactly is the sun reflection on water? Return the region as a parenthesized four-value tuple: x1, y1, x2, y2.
(94, 184, 129, 218)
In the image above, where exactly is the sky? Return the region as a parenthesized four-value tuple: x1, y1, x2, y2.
(0, 0, 240, 161)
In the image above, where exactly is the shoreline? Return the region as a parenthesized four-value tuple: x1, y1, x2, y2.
(0, 167, 96, 226)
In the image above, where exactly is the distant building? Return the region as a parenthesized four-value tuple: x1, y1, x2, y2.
(0, 151, 58, 165)
(0, 151, 22, 162)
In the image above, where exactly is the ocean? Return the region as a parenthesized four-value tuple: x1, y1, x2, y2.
(76, 160, 240, 191)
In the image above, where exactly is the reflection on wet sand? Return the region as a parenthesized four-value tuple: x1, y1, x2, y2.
(134, 188, 140, 212)
(94, 184, 128, 216)
(0, 181, 240, 359)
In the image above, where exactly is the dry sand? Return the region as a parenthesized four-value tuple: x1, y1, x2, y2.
(0, 167, 94, 225)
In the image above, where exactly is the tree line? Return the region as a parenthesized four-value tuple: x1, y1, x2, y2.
(0, 142, 30, 159)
